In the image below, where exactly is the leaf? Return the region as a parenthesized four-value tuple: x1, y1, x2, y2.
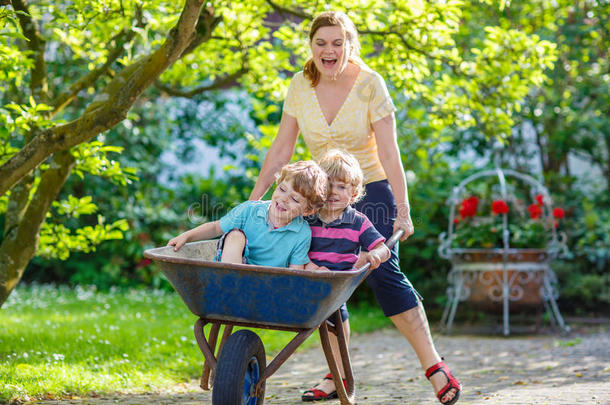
(0, 31, 30, 41)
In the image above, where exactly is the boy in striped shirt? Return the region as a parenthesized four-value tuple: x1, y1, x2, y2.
(302, 150, 390, 401)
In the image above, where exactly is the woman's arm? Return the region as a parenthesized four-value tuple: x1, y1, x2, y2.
(167, 221, 223, 251)
(372, 114, 414, 241)
(249, 113, 300, 200)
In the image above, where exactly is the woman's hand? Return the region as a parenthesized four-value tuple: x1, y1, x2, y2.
(393, 204, 414, 241)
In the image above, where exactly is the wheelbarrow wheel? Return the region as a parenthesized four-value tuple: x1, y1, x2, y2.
(213, 329, 266, 405)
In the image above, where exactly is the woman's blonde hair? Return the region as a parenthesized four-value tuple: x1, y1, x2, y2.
(303, 11, 365, 87)
(318, 149, 365, 203)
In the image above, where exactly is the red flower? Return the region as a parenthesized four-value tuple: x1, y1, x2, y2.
(535, 194, 544, 206)
(528, 204, 543, 219)
(491, 200, 509, 215)
(553, 207, 565, 219)
(459, 196, 479, 218)
(136, 258, 152, 268)
(453, 218, 460, 224)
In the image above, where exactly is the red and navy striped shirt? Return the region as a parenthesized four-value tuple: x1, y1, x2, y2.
(306, 206, 386, 271)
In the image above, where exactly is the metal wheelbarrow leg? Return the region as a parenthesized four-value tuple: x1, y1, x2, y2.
(319, 309, 356, 404)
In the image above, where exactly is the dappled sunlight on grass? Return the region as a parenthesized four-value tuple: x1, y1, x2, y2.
(0, 284, 389, 402)
(1, 285, 202, 402)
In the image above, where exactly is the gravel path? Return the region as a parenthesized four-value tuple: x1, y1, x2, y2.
(29, 325, 609, 405)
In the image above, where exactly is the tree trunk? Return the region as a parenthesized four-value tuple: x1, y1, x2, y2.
(0, 151, 74, 307)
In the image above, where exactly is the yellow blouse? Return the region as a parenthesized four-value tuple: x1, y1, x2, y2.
(283, 67, 396, 184)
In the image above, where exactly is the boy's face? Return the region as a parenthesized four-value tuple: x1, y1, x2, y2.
(269, 179, 311, 225)
(326, 179, 356, 212)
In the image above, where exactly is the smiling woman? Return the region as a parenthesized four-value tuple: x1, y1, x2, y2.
(248, 10, 461, 405)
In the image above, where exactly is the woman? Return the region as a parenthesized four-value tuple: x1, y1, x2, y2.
(249, 11, 461, 405)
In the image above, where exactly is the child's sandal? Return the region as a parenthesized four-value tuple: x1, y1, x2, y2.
(425, 361, 462, 405)
(301, 373, 346, 402)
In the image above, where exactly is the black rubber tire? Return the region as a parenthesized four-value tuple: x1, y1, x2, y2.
(212, 329, 266, 405)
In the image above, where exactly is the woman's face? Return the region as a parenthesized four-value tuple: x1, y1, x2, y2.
(310, 25, 350, 79)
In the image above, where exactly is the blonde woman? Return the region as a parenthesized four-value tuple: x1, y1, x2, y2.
(249, 11, 461, 405)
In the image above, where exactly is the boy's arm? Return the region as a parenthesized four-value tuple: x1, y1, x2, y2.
(167, 221, 223, 251)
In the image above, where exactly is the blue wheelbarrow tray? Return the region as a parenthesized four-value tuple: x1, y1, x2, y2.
(144, 240, 369, 330)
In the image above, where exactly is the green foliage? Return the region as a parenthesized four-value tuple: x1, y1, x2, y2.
(72, 142, 138, 186)
(552, 193, 610, 311)
(0, 9, 32, 92)
(430, 27, 557, 139)
(4, 97, 55, 132)
(453, 220, 504, 249)
(572, 198, 610, 272)
(51, 195, 96, 217)
(39, 215, 129, 261)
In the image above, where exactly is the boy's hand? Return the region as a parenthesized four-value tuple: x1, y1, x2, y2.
(354, 249, 387, 270)
(167, 233, 189, 251)
(367, 251, 382, 269)
(305, 261, 329, 271)
(354, 252, 369, 269)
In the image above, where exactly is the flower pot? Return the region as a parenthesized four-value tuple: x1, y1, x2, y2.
(451, 249, 550, 312)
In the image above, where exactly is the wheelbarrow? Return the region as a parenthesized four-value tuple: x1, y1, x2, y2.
(144, 230, 403, 405)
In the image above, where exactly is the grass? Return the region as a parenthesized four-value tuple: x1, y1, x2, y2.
(0, 284, 390, 403)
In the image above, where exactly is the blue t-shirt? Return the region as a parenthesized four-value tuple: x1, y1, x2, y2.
(219, 200, 311, 267)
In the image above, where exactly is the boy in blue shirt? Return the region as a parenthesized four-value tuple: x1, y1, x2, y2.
(167, 160, 328, 269)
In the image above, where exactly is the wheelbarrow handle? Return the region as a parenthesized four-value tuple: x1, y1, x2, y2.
(355, 229, 405, 273)
(385, 229, 405, 251)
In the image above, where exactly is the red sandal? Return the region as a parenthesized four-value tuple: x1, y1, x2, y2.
(425, 361, 462, 405)
(301, 373, 346, 402)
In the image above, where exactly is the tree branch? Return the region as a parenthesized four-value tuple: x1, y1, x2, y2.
(156, 66, 248, 98)
(49, 27, 137, 117)
(11, 0, 49, 102)
(179, 8, 222, 58)
(265, 0, 311, 20)
(0, 0, 207, 197)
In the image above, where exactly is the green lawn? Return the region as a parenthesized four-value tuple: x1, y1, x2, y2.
(0, 284, 390, 402)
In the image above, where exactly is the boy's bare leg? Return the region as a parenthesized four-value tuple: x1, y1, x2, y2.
(390, 303, 458, 403)
(307, 319, 350, 395)
(220, 230, 246, 264)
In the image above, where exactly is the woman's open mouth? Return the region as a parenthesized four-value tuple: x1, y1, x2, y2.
(321, 57, 337, 68)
